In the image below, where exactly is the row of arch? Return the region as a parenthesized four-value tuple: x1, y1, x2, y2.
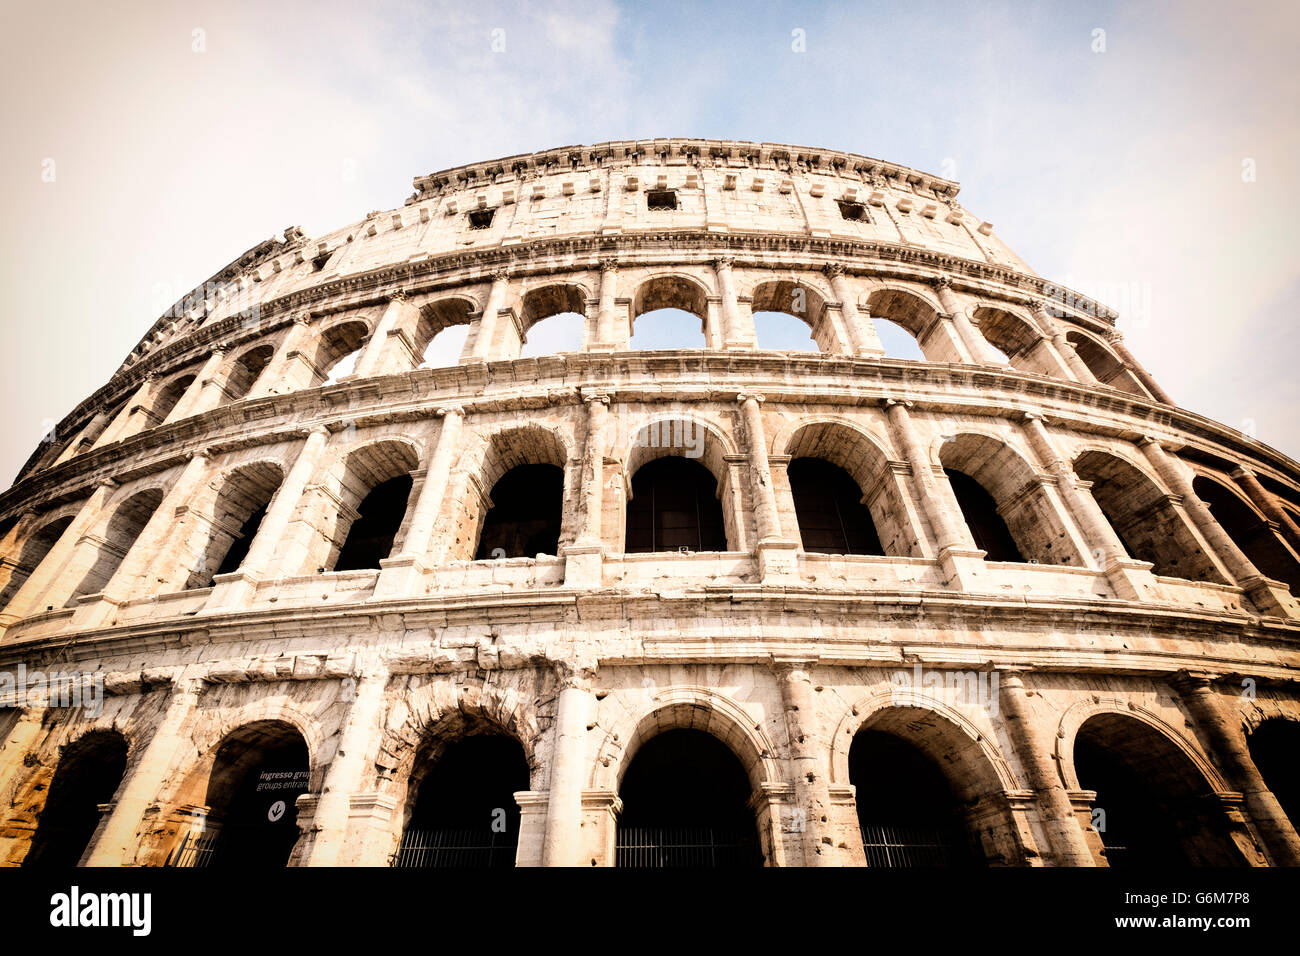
(16, 691, 1300, 868)
(41, 271, 1156, 472)
(5, 417, 1299, 622)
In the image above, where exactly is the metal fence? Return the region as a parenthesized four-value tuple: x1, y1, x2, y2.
(615, 827, 762, 868)
(165, 825, 222, 868)
(859, 824, 973, 867)
(390, 828, 517, 868)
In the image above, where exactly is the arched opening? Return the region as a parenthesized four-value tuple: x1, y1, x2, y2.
(750, 281, 827, 352)
(70, 489, 164, 603)
(872, 317, 927, 361)
(788, 457, 883, 554)
(1247, 719, 1300, 828)
(1073, 451, 1227, 583)
(0, 515, 73, 610)
(186, 463, 284, 589)
(944, 469, 1024, 562)
(849, 730, 982, 866)
(625, 457, 727, 553)
(940, 433, 1082, 565)
(222, 345, 274, 403)
(1066, 331, 1148, 397)
(518, 284, 586, 360)
(335, 475, 414, 571)
(151, 374, 195, 424)
(416, 299, 474, 369)
(320, 441, 420, 573)
(866, 288, 954, 363)
(475, 464, 563, 559)
(1193, 476, 1300, 593)
(974, 308, 1062, 376)
(630, 276, 709, 350)
(184, 721, 311, 869)
(313, 321, 368, 386)
(22, 731, 128, 868)
(1074, 713, 1246, 866)
(616, 728, 762, 867)
(394, 733, 530, 868)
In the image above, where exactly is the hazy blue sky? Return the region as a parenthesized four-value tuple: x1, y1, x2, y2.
(2, 0, 1297, 484)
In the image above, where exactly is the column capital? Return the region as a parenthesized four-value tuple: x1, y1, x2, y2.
(435, 405, 466, 420)
(1138, 435, 1166, 450)
(932, 273, 954, 290)
(597, 256, 619, 273)
(489, 268, 511, 283)
(771, 656, 818, 681)
(94, 476, 121, 491)
(822, 262, 846, 279)
(736, 391, 765, 405)
(185, 449, 210, 464)
(552, 658, 598, 690)
(1027, 298, 1046, 313)
(1229, 465, 1256, 480)
(1021, 410, 1048, 424)
(1104, 329, 1125, 344)
(208, 344, 228, 357)
(299, 424, 331, 440)
(884, 398, 914, 410)
(291, 311, 313, 327)
(713, 255, 736, 270)
(583, 392, 611, 408)
(387, 289, 408, 304)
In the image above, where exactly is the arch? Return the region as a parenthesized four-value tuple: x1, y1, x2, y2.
(1073, 449, 1228, 583)
(415, 296, 476, 368)
(972, 306, 1060, 376)
(780, 419, 919, 558)
(311, 319, 369, 386)
(185, 460, 285, 589)
(1069, 709, 1248, 866)
(0, 514, 74, 610)
(865, 285, 952, 363)
(787, 458, 884, 555)
(1065, 330, 1148, 397)
(70, 488, 165, 603)
(475, 464, 564, 559)
(1193, 474, 1300, 593)
(624, 457, 727, 553)
(749, 279, 831, 353)
(1246, 718, 1300, 829)
(939, 432, 1079, 565)
(150, 373, 196, 424)
(329, 440, 421, 572)
(519, 283, 588, 338)
(222, 344, 275, 403)
(22, 729, 129, 867)
(630, 273, 712, 349)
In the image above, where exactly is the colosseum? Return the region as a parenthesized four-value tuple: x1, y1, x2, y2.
(1, 138, 1297, 869)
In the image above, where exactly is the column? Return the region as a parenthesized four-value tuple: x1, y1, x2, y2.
(1232, 466, 1300, 554)
(541, 668, 594, 867)
(934, 275, 1001, 365)
(250, 314, 317, 398)
(301, 660, 390, 867)
(203, 425, 331, 611)
(373, 408, 465, 598)
(1175, 673, 1300, 867)
(0, 512, 39, 600)
(1030, 301, 1098, 385)
(714, 257, 752, 348)
(165, 347, 227, 423)
(592, 258, 620, 350)
(0, 478, 118, 634)
(773, 660, 835, 866)
(563, 394, 609, 588)
(1140, 438, 1297, 617)
(998, 671, 1097, 866)
(1020, 413, 1160, 601)
(84, 676, 203, 865)
(823, 264, 883, 355)
(1107, 331, 1173, 404)
(351, 292, 416, 379)
(92, 375, 157, 449)
(0, 706, 49, 809)
(73, 452, 211, 629)
(737, 393, 799, 580)
(466, 271, 510, 362)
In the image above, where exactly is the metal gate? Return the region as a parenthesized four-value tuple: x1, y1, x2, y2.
(615, 827, 761, 867)
(859, 824, 974, 867)
(390, 828, 517, 868)
(165, 824, 222, 868)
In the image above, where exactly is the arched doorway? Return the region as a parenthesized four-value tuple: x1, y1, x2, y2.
(788, 457, 884, 554)
(944, 468, 1024, 562)
(849, 729, 983, 866)
(23, 731, 128, 867)
(175, 721, 310, 868)
(394, 733, 530, 868)
(1247, 719, 1300, 829)
(616, 728, 762, 867)
(335, 474, 414, 570)
(625, 457, 727, 553)
(475, 464, 564, 559)
(1074, 713, 1246, 866)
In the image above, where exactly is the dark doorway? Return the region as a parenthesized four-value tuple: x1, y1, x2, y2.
(1193, 477, 1300, 594)
(849, 730, 980, 867)
(625, 458, 727, 553)
(1248, 719, 1300, 829)
(475, 464, 563, 559)
(335, 474, 413, 571)
(788, 457, 884, 554)
(214, 502, 269, 578)
(616, 728, 762, 867)
(945, 468, 1025, 562)
(395, 735, 530, 868)
(23, 732, 128, 867)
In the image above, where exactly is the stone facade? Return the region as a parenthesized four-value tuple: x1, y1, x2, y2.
(1, 138, 1298, 868)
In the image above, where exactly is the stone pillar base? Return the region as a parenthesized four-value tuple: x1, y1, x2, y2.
(68, 591, 121, 630)
(201, 569, 259, 614)
(1241, 576, 1300, 619)
(757, 539, 801, 583)
(1101, 558, 1161, 602)
(514, 791, 549, 867)
(937, 546, 989, 591)
(561, 545, 603, 589)
(372, 553, 427, 601)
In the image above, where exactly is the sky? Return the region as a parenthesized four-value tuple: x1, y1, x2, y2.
(1, 0, 1297, 485)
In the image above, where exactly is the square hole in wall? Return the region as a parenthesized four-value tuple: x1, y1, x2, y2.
(837, 200, 870, 222)
(647, 189, 678, 210)
(311, 252, 331, 271)
(468, 208, 496, 229)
